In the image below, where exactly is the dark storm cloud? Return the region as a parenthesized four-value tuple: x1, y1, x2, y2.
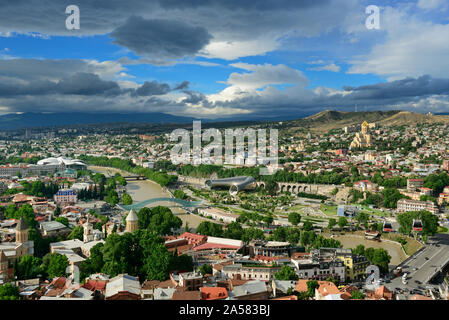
(181, 90, 207, 104)
(134, 81, 171, 96)
(343, 75, 449, 100)
(208, 75, 449, 119)
(173, 81, 190, 90)
(157, 0, 330, 11)
(56, 73, 121, 95)
(0, 72, 121, 97)
(0, 0, 354, 60)
(110, 16, 212, 59)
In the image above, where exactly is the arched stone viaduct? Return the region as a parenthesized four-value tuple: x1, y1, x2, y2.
(255, 182, 341, 196)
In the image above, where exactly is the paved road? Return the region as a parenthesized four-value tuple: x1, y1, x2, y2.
(386, 234, 449, 295)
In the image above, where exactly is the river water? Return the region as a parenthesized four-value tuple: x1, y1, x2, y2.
(88, 166, 204, 228)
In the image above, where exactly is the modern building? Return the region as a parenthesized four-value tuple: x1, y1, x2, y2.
(222, 263, 281, 282)
(249, 240, 291, 257)
(407, 178, 424, 192)
(337, 205, 359, 218)
(329, 248, 369, 282)
(197, 207, 238, 224)
(53, 189, 77, 206)
(291, 250, 345, 281)
(397, 199, 439, 214)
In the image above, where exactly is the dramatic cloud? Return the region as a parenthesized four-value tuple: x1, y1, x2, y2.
(173, 81, 190, 90)
(348, 6, 449, 79)
(110, 16, 212, 59)
(134, 81, 171, 96)
(0, 0, 359, 60)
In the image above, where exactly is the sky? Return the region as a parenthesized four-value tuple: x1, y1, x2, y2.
(0, 0, 449, 120)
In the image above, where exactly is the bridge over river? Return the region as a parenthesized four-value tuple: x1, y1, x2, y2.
(118, 197, 203, 211)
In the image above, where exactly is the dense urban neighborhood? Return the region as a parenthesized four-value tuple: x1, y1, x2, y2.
(0, 113, 449, 301)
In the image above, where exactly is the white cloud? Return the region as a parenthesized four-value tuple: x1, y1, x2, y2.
(207, 63, 309, 104)
(309, 63, 341, 72)
(348, 6, 449, 79)
(417, 0, 446, 10)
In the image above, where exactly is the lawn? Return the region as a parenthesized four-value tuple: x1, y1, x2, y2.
(437, 226, 449, 234)
(360, 205, 387, 217)
(320, 204, 338, 216)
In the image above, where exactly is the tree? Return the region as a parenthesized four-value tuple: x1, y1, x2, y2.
(105, 189, 119, 207)
(382, 188, 406, 208)
(45, 253, 69, 279)
(199, 264, 213, 276)
(55, 217, 69, 227)
(170, 254, 193, 273)
(101, 232, 141, 278)
(302, 221, 314, 231)
(338, 217, 348, 228)
(351, 290, 365, 299)
(139, 230, 172, 281)
(137, 206, 182, 235)
(15, 255, 42, 280)
(122, 193, 133, 205)
(397, 210, 439, 236)
(196, 221, 223, 237)
(0, 284, 20, 300)
(288, 212, 301, 226)
(272, 227, 288, 242)
(307, 280, 319, 298)
(353, 244, 365, 256)
(328, 218, 337, 230)
(370, 248, 391, 274)
(173, 190, 187, 200)
(223, 222, 244, 240)
(242, 228, 266, 243)
(274, 266, 299, 281)
(356, 211, 370, 227)
(79, 243, 104, 281)
(300, 230, 317, 247)
(263, 214, 274, 226)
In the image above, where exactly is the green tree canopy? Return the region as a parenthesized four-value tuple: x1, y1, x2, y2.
(0, 283, 20, 300)
(44, 253, 69, 279)
(15, 255, 42, 280)
(122, 193, 133, 205)
(338, 216, 348, 228)
(288, 212, 301, 226)
(137, 206, 182, 235)
(196, 221, 223, 237)
(397, 210, 439, 236)
(274, 265, 299, 281)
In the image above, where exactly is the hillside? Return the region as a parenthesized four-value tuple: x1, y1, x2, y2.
(283, 110, 449, 134)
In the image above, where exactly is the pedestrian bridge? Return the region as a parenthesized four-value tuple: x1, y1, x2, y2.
(118, 197, 203, 211)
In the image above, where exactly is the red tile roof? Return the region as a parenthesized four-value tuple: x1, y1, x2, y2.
(82, 279, 108, 292)
(193, 242, 240, 251)
(201, 287, 228, 300)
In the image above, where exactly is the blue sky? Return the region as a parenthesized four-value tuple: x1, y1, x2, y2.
(0, 0, 449, 119)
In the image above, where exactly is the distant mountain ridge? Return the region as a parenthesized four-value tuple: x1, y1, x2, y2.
(285, 110, 449, 133)
(1, 109, 448, 131)
(0, 112, 198, 130)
